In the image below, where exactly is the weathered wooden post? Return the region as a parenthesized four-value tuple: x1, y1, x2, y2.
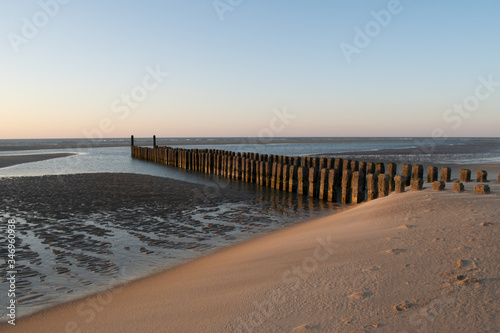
(326, 158, 334, 169)
(271, 162, 277, 188)
(265, 162, 272, 187)
(282, 165, 290, 191)
(402, 164, 412, 186)
(276, 163, 283, 189)
(412, 164, 424, 181)
(460, 169, 471, 182)
(375, 163, 385, 175)
(441, 167, 451, 182)
(334, 158, 343, 172)
(318, 169, 329, 200)
(131, 135, 134, 147)
(427, 166, 438, 183)
(378, 174, 390, 197)
(366, 162, 375, 174)
(319, 158, 327, 169)
(236, 156, 242, 180)
(477, 170, 488, 182)
(359, 161, 367, 176)
(297, 166, 308, 195)
(259, 162, 265, 185)
(411, 179, 423, 191)
(288, 165, 298, 192)
(367, 173, 378, 200)
(387, 163, 397, 192)
(453, 182, 464, 193)
(153, 135, 157, 148)
(351, 171, 365, 204)
(394, 175, 405, 193)
(308, 167, 319, 197)
(341, 169, 352, 204)
(432, 181, 445, 191)
(351, 160, 359, 172)
(343, 159, 352, 172)
(474, 184, 490, 194)
(327, 169, 339, 202)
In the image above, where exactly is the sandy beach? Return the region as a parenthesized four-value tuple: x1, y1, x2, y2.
(3, 179, 499, 332)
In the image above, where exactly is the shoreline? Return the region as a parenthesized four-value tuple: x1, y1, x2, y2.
(3, 182, 499, 332)
(0, 153, 77, 169)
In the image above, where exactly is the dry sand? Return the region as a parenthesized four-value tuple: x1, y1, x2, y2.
(3, 182, 499, 332)
(0, 154, 76, 169)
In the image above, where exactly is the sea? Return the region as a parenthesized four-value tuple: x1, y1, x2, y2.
(1, 137, 499, 321)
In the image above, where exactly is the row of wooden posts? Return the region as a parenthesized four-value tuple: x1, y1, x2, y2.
(130, 136, 495, 204)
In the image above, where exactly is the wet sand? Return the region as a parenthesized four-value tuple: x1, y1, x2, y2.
(0, 173, 339, 320)
(0, 154, 76, 169)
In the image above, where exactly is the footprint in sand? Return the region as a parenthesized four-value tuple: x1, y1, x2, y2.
(348, 291, 373, 300)
(393, 300, 418, 312)
(386, 248, 406, 255)
(397, 225, 416, 230)
(456, 258, 477, 271)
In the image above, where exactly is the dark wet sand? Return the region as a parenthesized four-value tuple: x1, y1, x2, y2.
(0, 153, 76, 169)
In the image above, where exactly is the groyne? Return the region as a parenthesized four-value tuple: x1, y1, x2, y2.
(130, 136, 497, 203)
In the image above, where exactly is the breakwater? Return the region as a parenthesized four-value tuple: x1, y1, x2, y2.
(131, 136, 497, 202)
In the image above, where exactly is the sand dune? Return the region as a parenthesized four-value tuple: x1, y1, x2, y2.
(3, 183, 499, 332)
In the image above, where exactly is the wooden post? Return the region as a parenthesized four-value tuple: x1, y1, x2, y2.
(289, 165, 298, 193)
(460, 169, 471, 182)
(387, 163, 397, 192)
(153, 135, 156, 148)
(375, 162, 385, 175)
(326, 158, 334, 169)
(378, 174, 390, 197)
(265, 162, 272, 187)
(334, 158, 343, 172)
(341, 169, 352, 204)
(131, 135, 134, 147)
(351, 171, 365, 204)
(271, 162, 277, 188)
(351, 160, 359, 172)
(366, 162, 375, 174)
(318, 169, 329, 200)
(309, 167, 319, 198)
(477, 170, 488, 182)
(432, 181, 445, 191)
(282, 165, 290, 191)
(453, 182, 464, 193)
(441, 167, 451, 182)
(367, 173, 378, 200)
(343, 159, 352, 172)
(276, 163, 283, 190)
(359, 161, 367, 176)
(412, 164, 424, 181)
(427, 166, 438, 183)
(411, 179, 423, 191)
(297, 166, 308, 195)
(402, 164, 412, 186)
(327, 169, 339, 202)
(394, 175, 405, 193)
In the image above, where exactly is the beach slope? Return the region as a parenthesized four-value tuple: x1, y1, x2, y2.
(3, 184, 499, 332)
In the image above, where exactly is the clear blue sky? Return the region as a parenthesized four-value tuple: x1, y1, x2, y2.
(1, 1, 499, 139)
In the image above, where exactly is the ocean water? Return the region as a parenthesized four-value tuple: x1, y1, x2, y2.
(1, 137, 499, 321)
(1, 137, 500, 179)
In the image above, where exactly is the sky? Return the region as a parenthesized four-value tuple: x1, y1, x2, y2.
(1, 0, 499, 139)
